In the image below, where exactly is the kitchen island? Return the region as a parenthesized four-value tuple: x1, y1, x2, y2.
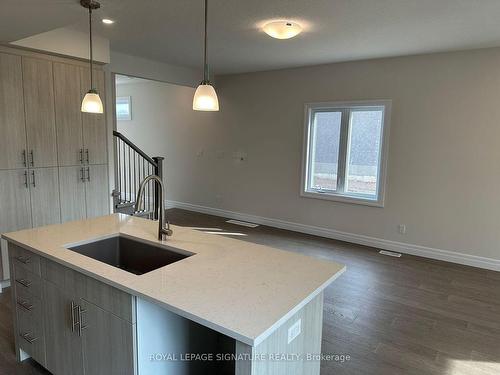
(3, 214, 345, 375)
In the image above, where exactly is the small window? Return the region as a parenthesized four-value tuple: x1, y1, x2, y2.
(116, 96, 132, 121)
(301, 101, 391, 206)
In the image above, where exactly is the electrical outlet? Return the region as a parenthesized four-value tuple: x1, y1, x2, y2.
(398, 224, 406, 234)
(287, 319, 301, 344)
(233, 151, 247, 162)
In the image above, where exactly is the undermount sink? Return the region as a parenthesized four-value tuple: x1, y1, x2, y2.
(66, 235, 193, 275)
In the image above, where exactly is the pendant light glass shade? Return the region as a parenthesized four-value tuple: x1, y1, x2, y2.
(193, 83, 219, 111)
(81, 90, 104, 113)
(193, 0, 219, 112)
(81, 0, 104, 114)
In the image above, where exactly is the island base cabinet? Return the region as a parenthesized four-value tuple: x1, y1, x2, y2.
(43, 282, 135, 375)
(43, 280, 84, 375)
(8, 245, 135, 375)
(235, 292, 324, 375)
(81, 300, 135, 375)
(8, 243, 325, 375)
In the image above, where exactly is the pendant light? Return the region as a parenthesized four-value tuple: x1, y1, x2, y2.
(193, 0, 219, 111)
(81, 0, 104, 114)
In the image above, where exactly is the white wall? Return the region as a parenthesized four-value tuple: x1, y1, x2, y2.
(109, 51, 200, 88)
(105, 52, 203, 204)
(163, 47, 500, 267)
(116, 79, 218, 203)
(11, 26, 110, 63)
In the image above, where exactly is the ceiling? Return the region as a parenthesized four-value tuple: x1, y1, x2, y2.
(3, 0, 500, 74)
(115, 74, 153, 85)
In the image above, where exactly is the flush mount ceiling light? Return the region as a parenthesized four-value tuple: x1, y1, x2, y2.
(102, 18, 114, 24)
(263, 21, 302, 39)
(80, 0, 104, 114)
(193, 0, 219, 111)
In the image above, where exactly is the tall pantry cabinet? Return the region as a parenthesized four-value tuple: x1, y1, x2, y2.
(0, 47, 110, 282)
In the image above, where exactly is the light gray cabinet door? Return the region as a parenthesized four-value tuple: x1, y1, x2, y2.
(54, 62, 84, 167)
(0, 170, 32, 233)
(59, 166, 86, 223)
(22, 57, 58, 168)
(0, 52, 27, 170)
(29, 168, 61, 228)
(81, 68, 107, 165)
(85, 164, 110, 219)
(81, 299, 135, 375)
(43, 280, 84, 375)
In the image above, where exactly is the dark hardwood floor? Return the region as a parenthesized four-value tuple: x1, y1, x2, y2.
(1, 208, 500, 374)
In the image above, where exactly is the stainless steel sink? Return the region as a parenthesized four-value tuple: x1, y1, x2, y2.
(66, 235, 193, 275)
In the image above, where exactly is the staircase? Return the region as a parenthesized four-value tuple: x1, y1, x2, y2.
(112, 131, 164, 219)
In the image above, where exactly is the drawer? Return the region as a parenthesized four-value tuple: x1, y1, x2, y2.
(13, 264, 42, 298)
(17, 303, 46, 367)
(15, 285, 42, 315)
(42, 258, 135, 323)
(9, 244, 41, 276)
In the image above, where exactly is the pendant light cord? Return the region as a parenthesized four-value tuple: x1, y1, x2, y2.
(88, 4, 94, 90)
(203, 0, 209, 83)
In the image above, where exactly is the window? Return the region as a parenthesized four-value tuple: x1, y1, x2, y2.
(301, 100, 391, 206)
(116, 96, 132, 120)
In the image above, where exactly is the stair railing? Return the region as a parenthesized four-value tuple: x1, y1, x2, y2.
(112, 131, 164, 220)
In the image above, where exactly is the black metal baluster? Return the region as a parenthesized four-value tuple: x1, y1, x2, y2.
(127, 147, 132, 202)
(122, 140, 127, 203)
(134, 150, 137, 207)
(116, 139, 121, 200)
(118, 139, 122, 198)
(142, 159, 146, 214)
(148, 164, 152, 217)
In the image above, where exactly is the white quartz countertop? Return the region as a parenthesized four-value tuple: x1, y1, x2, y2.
(3, 214, 345, 346)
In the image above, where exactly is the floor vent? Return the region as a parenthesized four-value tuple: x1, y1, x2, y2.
(379, 250, 402, 258)
(226, 219, 259, 228)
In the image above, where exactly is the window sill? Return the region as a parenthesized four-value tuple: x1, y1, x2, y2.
(301, 190, 384, 207)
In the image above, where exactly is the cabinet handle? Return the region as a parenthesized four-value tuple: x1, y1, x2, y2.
(21, 332, 38, 344)
(22, 150, 27, 167)
(79, 149, 84, 164)
(80, 168, 86, 183)
(17, 299, 33, 311)
(78, 305, 88, 336)
(86, 167, 91, 182)
(23, 171, 28, 189)
(15, 255, 31, 264)
(85, 149, 90, 164)
(29, 150, 34, 167)
(15, 278, 32, 288)
(71, 301, 78, 333)
(31, 170, 36, 187)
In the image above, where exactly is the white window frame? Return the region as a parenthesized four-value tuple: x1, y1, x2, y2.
(116, 96, 132, 121)
(300, 100, 391, 207)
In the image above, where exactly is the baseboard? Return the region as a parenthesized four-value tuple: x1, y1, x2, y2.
(166, 200, 500, 272)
